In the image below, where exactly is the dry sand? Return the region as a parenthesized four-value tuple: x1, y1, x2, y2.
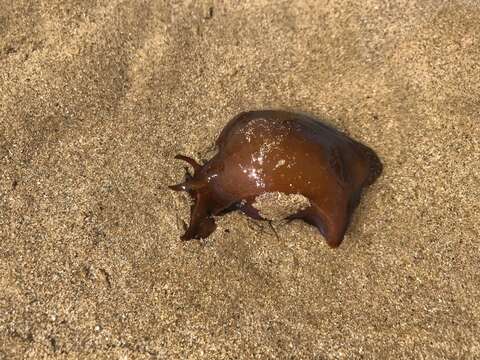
(1, 0, 479, 359)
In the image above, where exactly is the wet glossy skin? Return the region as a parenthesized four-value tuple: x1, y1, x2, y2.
(170, 110, 382, 248)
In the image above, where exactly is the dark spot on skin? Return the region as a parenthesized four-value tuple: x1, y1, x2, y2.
(170, 110, 382, 248)
(12, 179, 18, 190)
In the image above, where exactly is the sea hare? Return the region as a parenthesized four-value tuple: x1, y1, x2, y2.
(170, 110, 382, 247)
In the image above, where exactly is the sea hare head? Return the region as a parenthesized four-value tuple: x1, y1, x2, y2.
(170, 110, 382, 247)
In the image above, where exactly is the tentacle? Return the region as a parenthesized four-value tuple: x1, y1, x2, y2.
(169, 178, 206, 192)
(174, 154, 202, 173)
(169, 183, 188, 192)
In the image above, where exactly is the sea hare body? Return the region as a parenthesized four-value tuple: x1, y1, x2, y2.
(170, 110, 382, 248)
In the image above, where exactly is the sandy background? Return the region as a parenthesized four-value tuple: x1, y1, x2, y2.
(1, 0, 479, 359)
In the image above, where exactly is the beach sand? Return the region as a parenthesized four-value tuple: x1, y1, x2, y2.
(1, 0, 479, 358)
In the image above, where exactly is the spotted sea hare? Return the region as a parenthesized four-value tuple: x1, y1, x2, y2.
(170, 110, 382, 247)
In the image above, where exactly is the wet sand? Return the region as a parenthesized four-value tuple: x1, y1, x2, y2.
(1, 1, 479, 358)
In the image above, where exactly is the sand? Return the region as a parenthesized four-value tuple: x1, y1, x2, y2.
(1, 0, 479, 359)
